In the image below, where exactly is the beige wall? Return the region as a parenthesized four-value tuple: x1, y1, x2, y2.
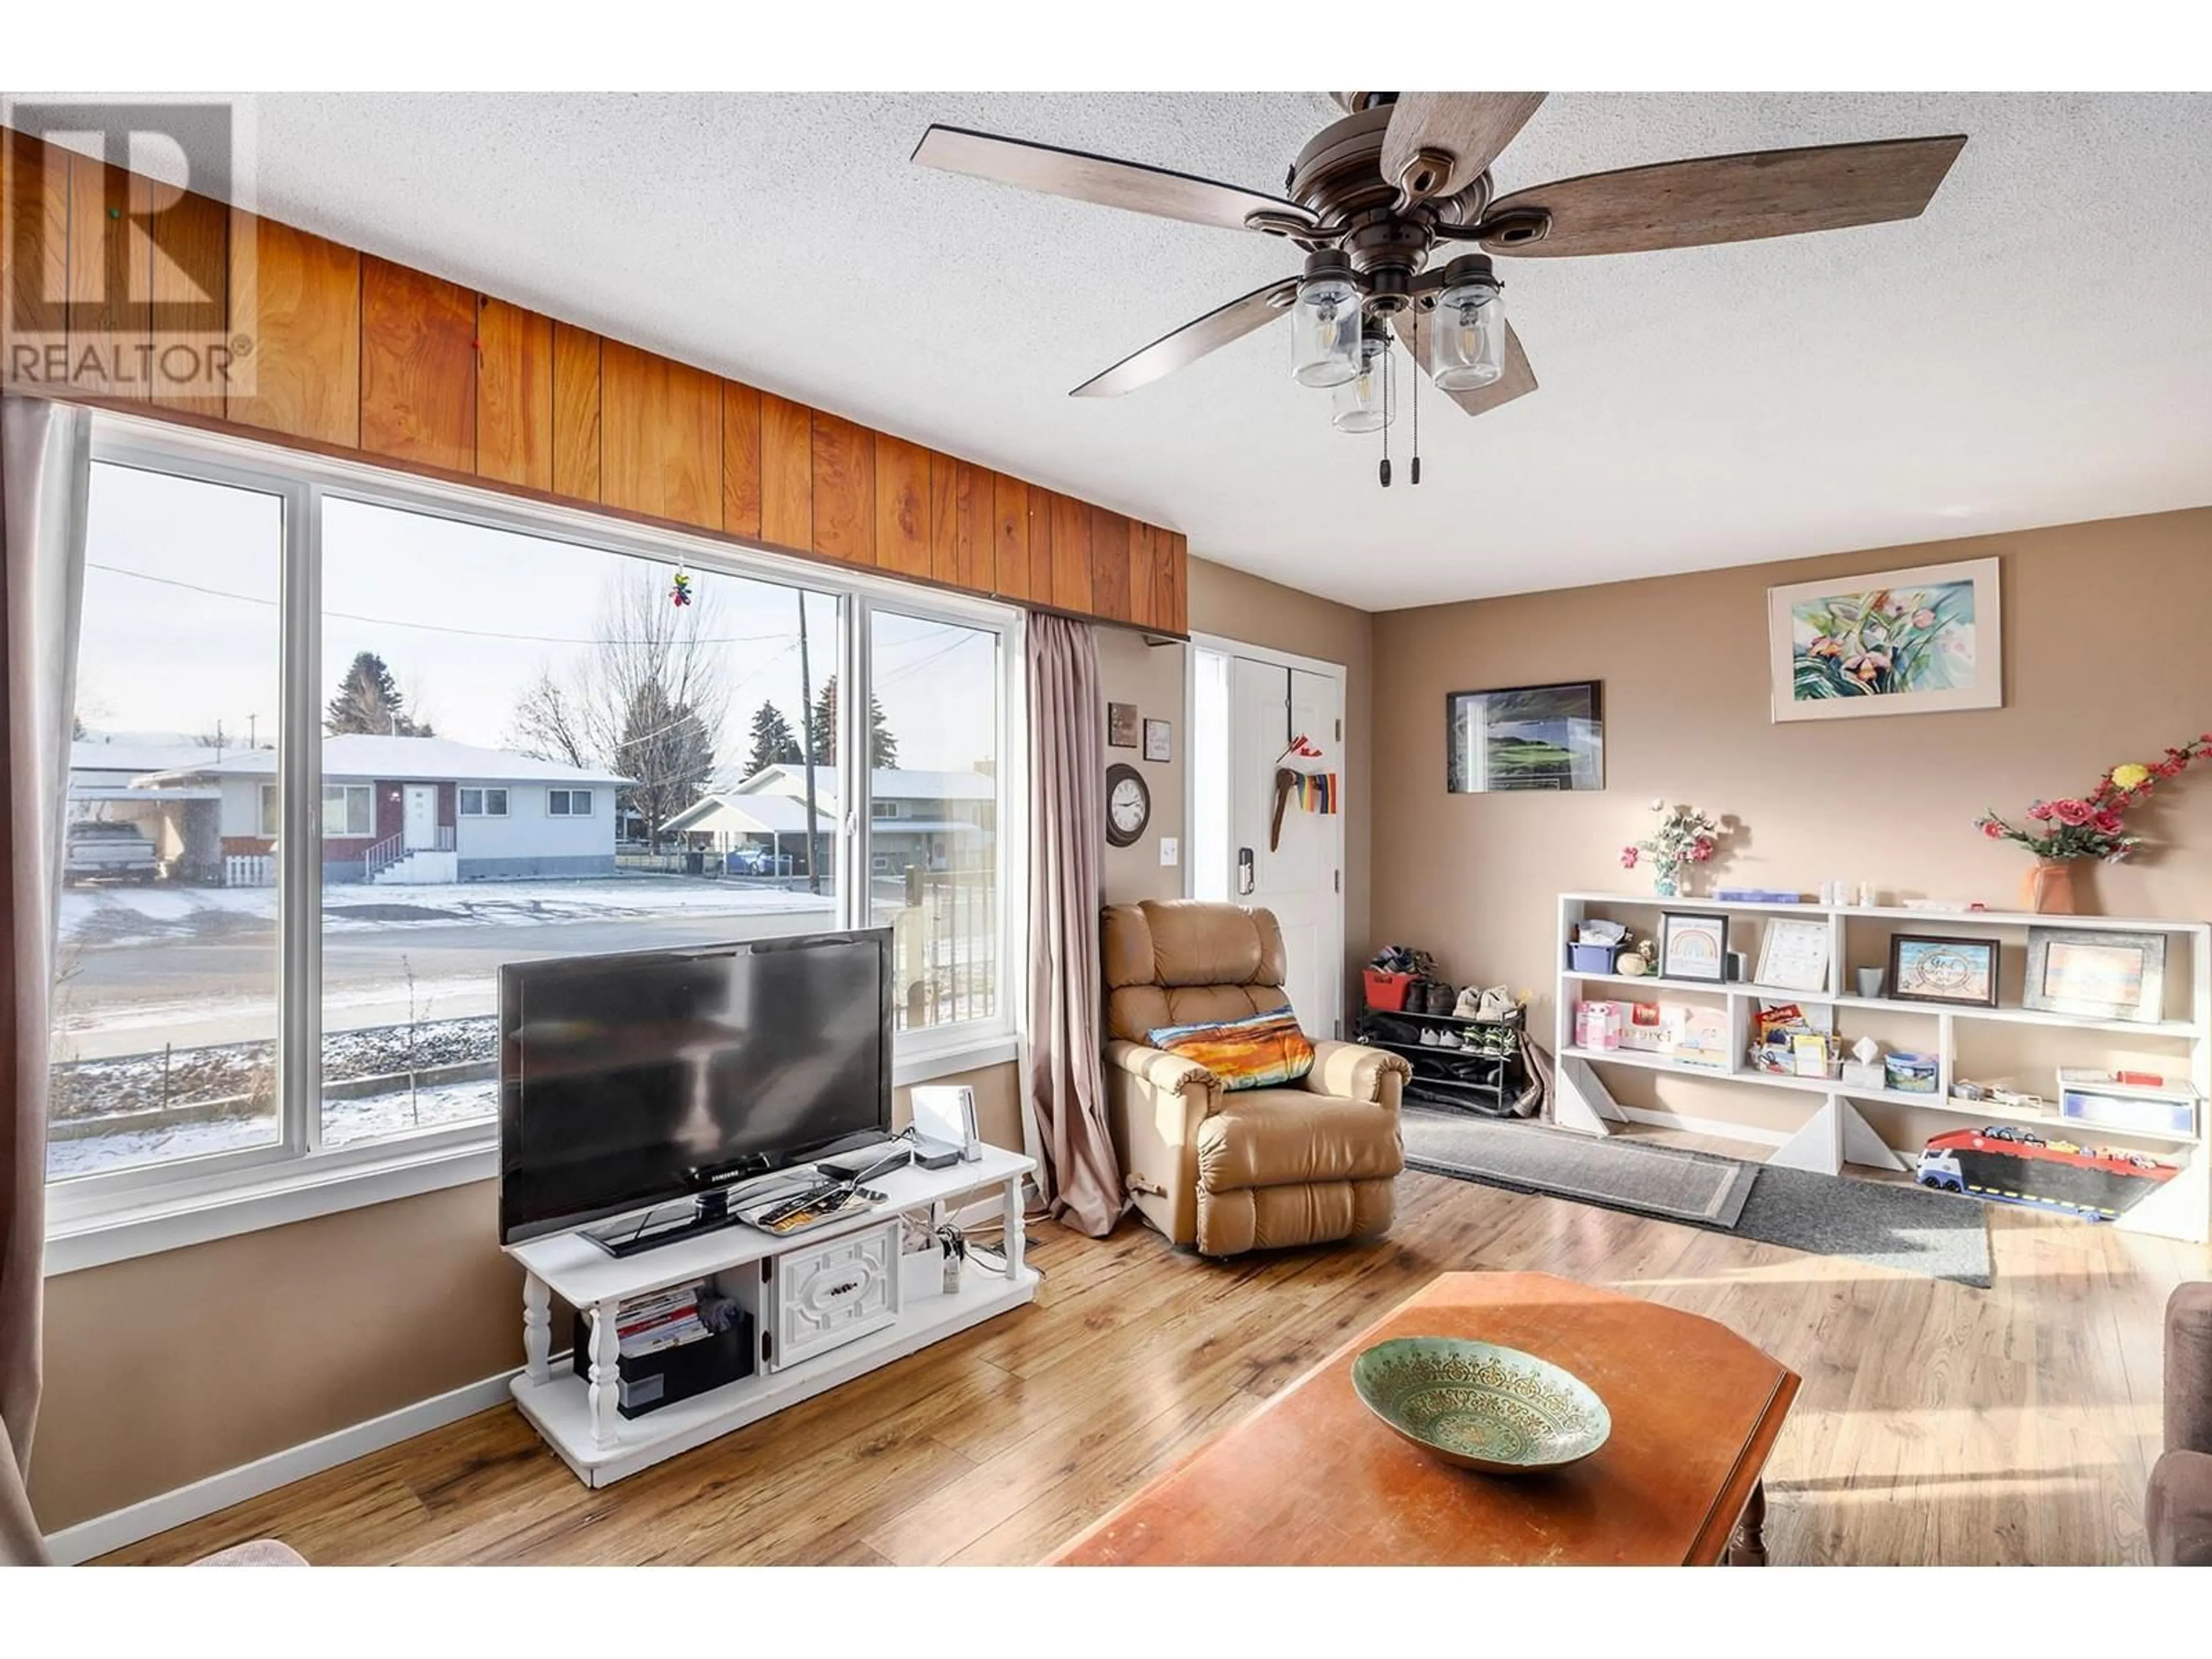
(1370, 507, 2212, 1142)
(1096, 627, 1187, 905)
(32, 1060, 1019, 1534)
(1186, 557, 1376, 996)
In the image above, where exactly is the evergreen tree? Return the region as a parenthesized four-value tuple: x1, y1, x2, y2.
(808, 675, 899, 769)
(327, 651, 431, 736)
(744, 700, 804, 775)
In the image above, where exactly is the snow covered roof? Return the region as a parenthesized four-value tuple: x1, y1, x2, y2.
(71, 738, 234, 777)
(733, 764, 994, 806)
(663, 793, 836, 838)
(139, 734, 633, 788)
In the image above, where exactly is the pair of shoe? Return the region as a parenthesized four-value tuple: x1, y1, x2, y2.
(1453, 984, 1517, 1022)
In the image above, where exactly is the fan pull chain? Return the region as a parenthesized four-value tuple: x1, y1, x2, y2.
(1410, 313, 1422, 486)
(1378, 344, 1392, 488)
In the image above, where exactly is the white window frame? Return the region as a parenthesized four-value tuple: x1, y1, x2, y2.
(48, 411, 1028, 1274)
(459, 786, 508, 818)
(546, 787, 592, 817)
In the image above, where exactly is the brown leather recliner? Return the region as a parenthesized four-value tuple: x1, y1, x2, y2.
(1101, 899, 1408, 1257)
(2150, 1282, 2212, 1565)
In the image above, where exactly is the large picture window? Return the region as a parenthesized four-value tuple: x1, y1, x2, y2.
(51, 419, 1021, 1225)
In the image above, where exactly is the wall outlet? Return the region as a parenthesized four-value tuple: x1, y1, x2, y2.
(1158, 836, 1179, 868)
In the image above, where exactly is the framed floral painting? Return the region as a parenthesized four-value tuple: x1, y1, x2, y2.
(1767, 556, 2001, 722)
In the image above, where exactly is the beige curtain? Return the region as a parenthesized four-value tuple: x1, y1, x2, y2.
(1024, 614, 1122, 1235)
(1, 397, 92, 1566)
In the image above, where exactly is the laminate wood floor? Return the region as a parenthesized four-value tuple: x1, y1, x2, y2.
(104, 1142, 2211, 1567)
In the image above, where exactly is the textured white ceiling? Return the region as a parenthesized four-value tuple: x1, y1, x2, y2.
(239, 91, 2212, 611)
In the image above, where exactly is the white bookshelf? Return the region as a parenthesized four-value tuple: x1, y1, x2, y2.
(1551, 891, 2211, 1244)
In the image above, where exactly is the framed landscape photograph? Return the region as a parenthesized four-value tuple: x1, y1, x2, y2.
(1658, 912, 1729, 983)
(2024, 927, 2166, 1024)
(1768, 556, 2001, 723)
(1887, 934, 2000, 1007)
(1445, 680, 1603, 793)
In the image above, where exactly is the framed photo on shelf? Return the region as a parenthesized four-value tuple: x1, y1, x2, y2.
(1658, 912, 1729, 983)
(1445, 680, 1603, 793)
(2024, 927, 2166, 1024)
(1752, 917, 1832, 993)
(1887, 933, 1999, 1007)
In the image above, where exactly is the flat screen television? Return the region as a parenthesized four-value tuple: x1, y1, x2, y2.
(498, 928, 892, 1248)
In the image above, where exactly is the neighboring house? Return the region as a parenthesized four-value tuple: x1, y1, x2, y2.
(726, 764, 995, 875)
(662, 790, 836, 872)
(137, 734, 633, 884)
(69, 737, 233, 880)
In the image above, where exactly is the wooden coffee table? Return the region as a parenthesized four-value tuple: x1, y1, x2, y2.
(1052, 1270, 1798, 1566)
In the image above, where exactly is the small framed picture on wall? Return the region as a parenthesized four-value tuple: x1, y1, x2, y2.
(1107, 702, 1139, 748)
(1143, 718, 1172, 763)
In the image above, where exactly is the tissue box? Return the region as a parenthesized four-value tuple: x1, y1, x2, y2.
(1574, 1001, 1624, 1051)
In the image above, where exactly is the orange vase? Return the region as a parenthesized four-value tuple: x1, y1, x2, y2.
(2022, 858, 2077, 915)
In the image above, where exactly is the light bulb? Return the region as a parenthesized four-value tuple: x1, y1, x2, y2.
(1331, 329, 1391, 433)
(1430, 255, 1506, 392)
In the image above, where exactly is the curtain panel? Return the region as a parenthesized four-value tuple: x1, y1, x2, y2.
(0, 396, 92, 1565)
(1022, 614, 1122, 1236)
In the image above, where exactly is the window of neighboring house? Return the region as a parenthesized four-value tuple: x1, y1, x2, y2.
(51, 418, 1020, 1243)
(871, 800, 901, 819)
(868, 610, 1003, 1035)
(324, 784, 375, 837)
(50, 460, 286, 1183)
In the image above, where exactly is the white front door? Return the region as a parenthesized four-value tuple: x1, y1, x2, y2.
(1195, 645, 1346, 1042)
(403, 785, 437, 851)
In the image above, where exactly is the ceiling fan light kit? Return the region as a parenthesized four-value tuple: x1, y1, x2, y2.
(914, 97, 1967, 482)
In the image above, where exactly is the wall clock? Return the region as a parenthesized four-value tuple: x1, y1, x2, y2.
(1105, 763, 1150, 848)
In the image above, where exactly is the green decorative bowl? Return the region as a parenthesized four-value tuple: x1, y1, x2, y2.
(1351, 1336, 1611, 1474)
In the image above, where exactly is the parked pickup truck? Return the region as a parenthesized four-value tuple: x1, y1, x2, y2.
(64, 820, 161, 884)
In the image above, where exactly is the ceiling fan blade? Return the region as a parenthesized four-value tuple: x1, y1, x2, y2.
(1482, 134, 1968, 258)
(1391, 310, 1539, 417)
(1072, 279, 1300, 397)
(1379, 93, 1547, 202)
(912, 124, 1316, 235)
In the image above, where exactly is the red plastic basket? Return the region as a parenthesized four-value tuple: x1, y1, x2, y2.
(1363, 969, 1414, 1012)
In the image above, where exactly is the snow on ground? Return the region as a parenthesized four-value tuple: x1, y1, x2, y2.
(46, 1077, 498, 1180)
(60, 874, 832, 945)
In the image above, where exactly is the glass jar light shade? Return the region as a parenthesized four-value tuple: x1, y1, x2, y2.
(1291, 269, 1362, 388)
(1331, 332, 1391, 433)
(1431, 266, 1505, 392)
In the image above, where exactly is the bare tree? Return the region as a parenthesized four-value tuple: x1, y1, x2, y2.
(505, 568, 731, 844)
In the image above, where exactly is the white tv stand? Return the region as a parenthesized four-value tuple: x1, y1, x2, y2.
(505, 1145, 1037, 1487)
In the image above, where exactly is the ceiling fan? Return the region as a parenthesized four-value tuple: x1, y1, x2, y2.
(913, 94, 1966, 478)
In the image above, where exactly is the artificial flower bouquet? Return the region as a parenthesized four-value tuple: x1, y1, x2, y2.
(1620, 798, 1725, 894)
(1976, 736, 2212, 863)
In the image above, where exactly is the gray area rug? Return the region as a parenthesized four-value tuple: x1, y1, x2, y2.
(1402, 1108, 1994, 1289)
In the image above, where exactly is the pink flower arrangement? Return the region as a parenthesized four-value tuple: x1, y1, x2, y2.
(1619, 846, 1638, 869)
(1623, 799, 1729, 891)
(1975, 734, 2212, 865)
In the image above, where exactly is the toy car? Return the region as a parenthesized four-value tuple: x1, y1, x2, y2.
(1914, 1125, 2176, 1221)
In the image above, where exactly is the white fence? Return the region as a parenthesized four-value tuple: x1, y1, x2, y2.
(223, 854, 275, 888)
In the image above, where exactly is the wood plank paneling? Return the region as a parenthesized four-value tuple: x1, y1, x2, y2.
(1161, 532, 1188, 635)
(810, 410, 874, 566)
(600, 340, 721, 529)
(1128, 521, 1157, 631)
(1, 128, 69, 382)
(874, 435, 933, 579)
(1051, 493, 1092, 614)
(65, 151, 148, 400)
(930, 454, 986, 591)
(360, 256, 476, 471)
(475, 298, 552, 491)
(226, 212, 361, 446)
(1088, 505, 1132, 623)
(759, 392, 813, 550)
(550, 323, 601, 501)
(148, 187, 228, 412)
(993, 474, 1031, 603)
(1027, 490, 1056, 607)
(721, 380, 763, 541)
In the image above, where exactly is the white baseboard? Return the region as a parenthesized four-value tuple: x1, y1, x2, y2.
(43, 1366, 518, 1565)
